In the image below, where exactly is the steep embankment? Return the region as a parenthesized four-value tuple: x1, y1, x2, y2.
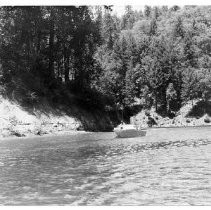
(1, 96, 211, 138)
(0, 96, 114, 138)
(131, 100, 211, 128)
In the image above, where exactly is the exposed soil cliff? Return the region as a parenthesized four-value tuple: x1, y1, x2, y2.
(0, 96, 114, 138)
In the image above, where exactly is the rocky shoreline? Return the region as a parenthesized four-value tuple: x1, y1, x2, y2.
(131, 100, 211, 128)
(0, 97, 112, 139)
(0, 122, 80, 138)
(1, 98, 211, 139)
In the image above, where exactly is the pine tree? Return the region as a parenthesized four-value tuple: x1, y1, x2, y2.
(173, 16, 184, 39)
(144, 6, 151, 18)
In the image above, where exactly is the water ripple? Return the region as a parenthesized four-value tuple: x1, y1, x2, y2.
(0, 128, 211, 205)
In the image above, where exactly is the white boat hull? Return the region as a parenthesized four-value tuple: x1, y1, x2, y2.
(114, 128, 147, 138)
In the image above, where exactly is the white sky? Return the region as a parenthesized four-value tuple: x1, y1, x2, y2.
(0, 0, 211, 17)
(0, 0, 211, 6)
(112, 5, 145, 16)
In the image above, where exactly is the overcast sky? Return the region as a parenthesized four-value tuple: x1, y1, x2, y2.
(112, 5, 145, 16)
(0, 0, 210, 6)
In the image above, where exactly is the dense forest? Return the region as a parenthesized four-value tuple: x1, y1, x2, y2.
(0, 5, 211, 119)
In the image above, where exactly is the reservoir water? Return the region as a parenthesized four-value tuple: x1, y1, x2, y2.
(0, 127, 211, 205)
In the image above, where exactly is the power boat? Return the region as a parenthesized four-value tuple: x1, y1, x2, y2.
(114, 123, 147, 138)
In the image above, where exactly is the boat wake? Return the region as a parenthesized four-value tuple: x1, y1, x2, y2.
(76, 139, 211, 159)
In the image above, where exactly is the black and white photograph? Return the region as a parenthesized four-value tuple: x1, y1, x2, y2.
(0, 0, 211, 206)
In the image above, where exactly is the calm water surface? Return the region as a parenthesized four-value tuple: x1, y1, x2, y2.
(0, 127, 211, 205)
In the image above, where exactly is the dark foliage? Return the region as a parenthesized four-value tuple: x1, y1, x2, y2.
(187, 100, 211, 118)
(0, 5, 211, 121)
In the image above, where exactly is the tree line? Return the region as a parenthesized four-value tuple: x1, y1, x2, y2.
(0, 6, 211, 115)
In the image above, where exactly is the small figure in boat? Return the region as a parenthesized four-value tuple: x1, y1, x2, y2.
(120, 120, 124, 129)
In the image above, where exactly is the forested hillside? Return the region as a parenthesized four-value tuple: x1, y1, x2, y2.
(0, 5, 211, 132)
(93, 5, 211, 116)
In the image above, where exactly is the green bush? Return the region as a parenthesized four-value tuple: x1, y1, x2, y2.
(204, 117, 211, 123)
(145, 110, 151, 117)
(147, 116, 157, 127)
(186, 119, 191, 123)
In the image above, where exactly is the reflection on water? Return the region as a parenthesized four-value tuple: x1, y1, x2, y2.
(0, 127, 211, 205)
